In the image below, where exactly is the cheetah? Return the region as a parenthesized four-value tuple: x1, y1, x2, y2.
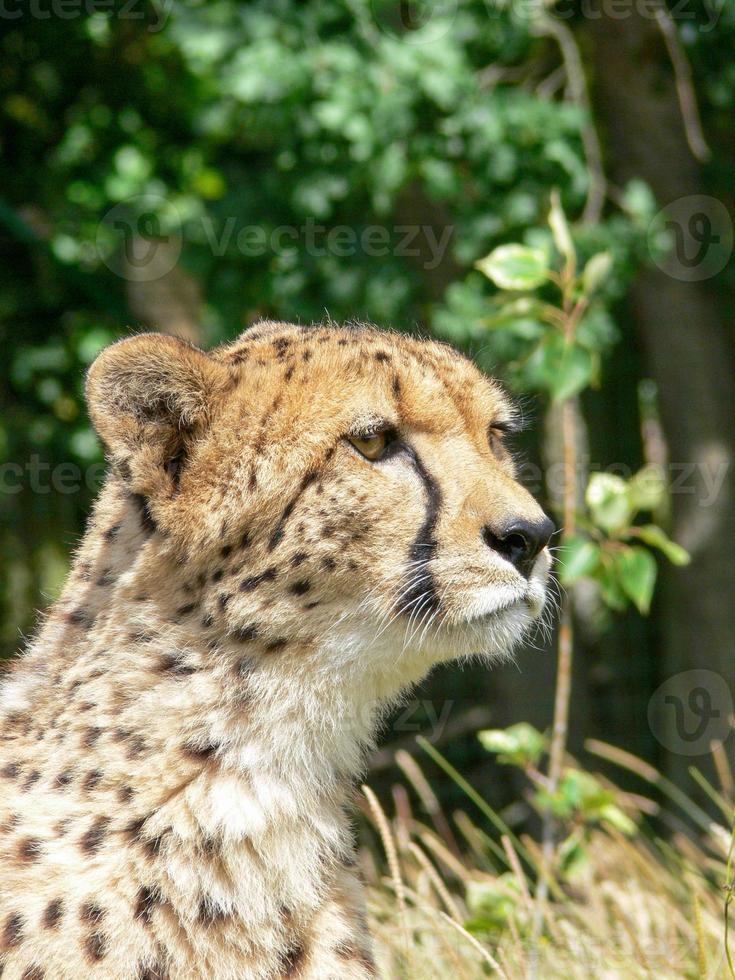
(0, 321, 553, 979)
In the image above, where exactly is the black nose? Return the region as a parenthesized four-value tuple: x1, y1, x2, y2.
(483, 515, 555, 577)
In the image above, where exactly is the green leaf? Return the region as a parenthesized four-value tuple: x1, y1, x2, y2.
(586, 473, 633, 534)
(531, 334, 595, 402)
(615, 545, 658, 614)
(475, 244, 549, 291)
(599, 803, 636, 835)
(549, 190, 575, 264)
(582, 251, 612, 295)
(558, 535, 600, 584)
(478, 722, 545, 767)
(636, 525, 691, 566)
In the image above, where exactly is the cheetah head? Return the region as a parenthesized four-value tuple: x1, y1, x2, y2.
(87, 321, 553, 697)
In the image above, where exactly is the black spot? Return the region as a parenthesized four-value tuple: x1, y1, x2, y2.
(22, 770, 40, 790)
(142, 835, 165, 860)
(54, 769, 74, 789)
(176, 602, 196, 617)
(290, 551, 308, 567)
(85, 932, 107, 961)
(211, 568, 224, 583)
(137, 963, 168, 980)
(303, 601, 320, 610)
(79, 816, 111, 855)
(289, 580, 311, 596)
(220, 544, 232, 558)
(96, 568, 116, 587)
(17, 837, 42, 862)
(239, 567, 277, 592)
(265, 639, 287, 654)
(134, 886, 162, 926)
(1, 763, 20, 779)
(21, 965, 45, 980)
(124, 816, 146, 840)
(80, 902, 105, 923)
(201, 613, 214, 629)
(322, 557, 337, 572)
(118, 786, 135, 804)
(83, 727, 103, 748)
(157, 653, 196, 676)
(126, 736, 147, 759)
(67, 608, 93, 628)
(2, 912, 23, 949)
(279, 941, 307, 976)
(83, 770, 104, 791)
(374, 351, 391, 363)
(240, 530, 251, 549)
(392, 374, 401, 397)
(42, 900, 63, 930)
(182, 742, 221, 761)
(234, 624, 259, 642)
(197, 897, 229, 925)
(218, 593, 231, 610)
(236, 657, 257, 677)
(103, 523, 122, 541)
(284, 364, 295, 382)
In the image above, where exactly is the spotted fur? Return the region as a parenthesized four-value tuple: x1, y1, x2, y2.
(0, 321, 552, 978)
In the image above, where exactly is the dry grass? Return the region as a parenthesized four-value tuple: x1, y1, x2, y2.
(360, 741, 732, 980)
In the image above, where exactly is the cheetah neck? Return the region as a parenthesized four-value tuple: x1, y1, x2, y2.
(3, 485, 397, 924)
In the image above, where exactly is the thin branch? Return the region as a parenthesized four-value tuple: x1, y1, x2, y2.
(531, 14, 606, 224)
(653, 3, 711, 162)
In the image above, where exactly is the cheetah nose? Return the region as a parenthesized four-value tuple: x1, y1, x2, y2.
(482, 515, 555, 578)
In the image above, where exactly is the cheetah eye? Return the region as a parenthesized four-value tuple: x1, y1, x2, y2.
(347, 431, 392, 461)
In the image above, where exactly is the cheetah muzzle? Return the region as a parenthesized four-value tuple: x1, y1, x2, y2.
(0, 321, 553, 980)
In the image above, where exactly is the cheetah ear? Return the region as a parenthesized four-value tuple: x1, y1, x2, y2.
(86, 333, 231, 498)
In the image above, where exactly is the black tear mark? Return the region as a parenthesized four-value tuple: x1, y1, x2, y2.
(399, 446, 442, 618)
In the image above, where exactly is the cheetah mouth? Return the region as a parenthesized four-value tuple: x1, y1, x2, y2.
(466, 591, 546, 626)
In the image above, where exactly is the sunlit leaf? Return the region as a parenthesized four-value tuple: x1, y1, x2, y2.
(586, 473, 633, 534)
(582, 251, 612, 295)
(558, 535, 600, 584)
(475, 244, 549, 291)
(615, 545, 658, 614)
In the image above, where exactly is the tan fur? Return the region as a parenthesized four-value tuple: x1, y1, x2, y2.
(0, 321, 552, 979)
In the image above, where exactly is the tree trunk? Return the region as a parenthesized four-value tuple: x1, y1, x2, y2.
(587, 10, 735, 784)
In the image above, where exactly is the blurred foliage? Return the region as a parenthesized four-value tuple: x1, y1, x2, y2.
(1, 2, 733, 813)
